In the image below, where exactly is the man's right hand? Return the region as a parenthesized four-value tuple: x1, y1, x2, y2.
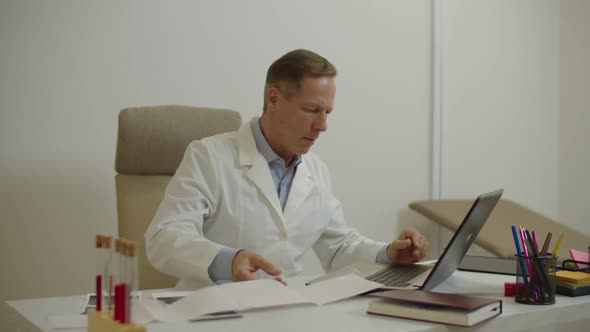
(231, 250, 284, 284)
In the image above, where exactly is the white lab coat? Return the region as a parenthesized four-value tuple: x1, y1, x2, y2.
(145, 118, 385, 289)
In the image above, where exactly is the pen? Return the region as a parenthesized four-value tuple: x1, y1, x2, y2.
(531, 231, 539, 253)
(551, 233, 564, 257)
(519, 227, 533, 277)
(521, 231, 537, 299)
(511, 225, 528, 285)
(525, 230, 549, 302)
(519, 227, 529, 257)
(540, 232, 552, 256)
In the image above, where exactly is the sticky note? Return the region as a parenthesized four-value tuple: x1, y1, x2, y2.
(569, 248, 590, 269)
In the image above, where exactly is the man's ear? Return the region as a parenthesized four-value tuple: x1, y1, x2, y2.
(266, 86, 280, 112)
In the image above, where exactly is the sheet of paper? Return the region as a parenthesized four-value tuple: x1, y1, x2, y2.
(304, 264, 362, 285)
(47, 314, 87, 329)
(131, 299, 157, 324)
(80, 292, 142, 314)
(219, 279, 311, 310)
(152, 279, 310, 321)
(296, 274, 382, 305)
(145, 274, 382, 322)
(152, 291, 196, 305)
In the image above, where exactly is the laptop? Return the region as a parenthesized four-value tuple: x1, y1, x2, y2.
(306, 189, 503, 291)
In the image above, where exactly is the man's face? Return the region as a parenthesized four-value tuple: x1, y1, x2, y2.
(266, 76, 335, 163)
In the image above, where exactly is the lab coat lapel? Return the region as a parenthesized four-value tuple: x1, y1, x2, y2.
(237, 121, 287, 237)
(283, 158, 314, 223)
(246, 158, 284, 221)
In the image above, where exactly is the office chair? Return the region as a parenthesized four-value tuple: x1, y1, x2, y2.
(115, 105, 242, 289)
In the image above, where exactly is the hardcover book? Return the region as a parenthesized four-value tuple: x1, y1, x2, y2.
(367, 290, 502, 327)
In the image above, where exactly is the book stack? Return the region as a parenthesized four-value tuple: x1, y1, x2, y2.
(367, 290, 502, 327)
(556, 270, 590, 297)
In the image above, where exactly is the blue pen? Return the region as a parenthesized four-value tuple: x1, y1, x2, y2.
(511, 225, 528, 285)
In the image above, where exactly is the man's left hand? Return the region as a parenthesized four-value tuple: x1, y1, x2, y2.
(386, 227, 430, 265)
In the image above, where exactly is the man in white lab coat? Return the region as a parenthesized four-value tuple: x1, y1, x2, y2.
(145, 49, 429, 289)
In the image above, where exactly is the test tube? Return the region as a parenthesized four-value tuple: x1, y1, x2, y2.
(95, 235, 103, 312)
(113, 238, 121, 312)
(129, 242, 139, 294)
(102, 235, 113, 312)
(128, 241, 139, 323)
(123, 240, 131, 324)
(115, 239, 131, 324)
(114, 239, 124, 322)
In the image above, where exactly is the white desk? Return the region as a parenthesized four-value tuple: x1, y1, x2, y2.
(6, 271, 590, 332)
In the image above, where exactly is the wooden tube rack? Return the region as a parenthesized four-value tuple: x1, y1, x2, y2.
(87, 310, 145, 332)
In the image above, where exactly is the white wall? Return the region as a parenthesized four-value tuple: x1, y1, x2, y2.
(446, 0, 559, 217)
(0, 0, 432, 301)
(559, 0, 590, 236)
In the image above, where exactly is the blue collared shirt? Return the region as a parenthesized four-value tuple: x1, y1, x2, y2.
(251, 118, 302, 210)
(207, 118, 391, 282)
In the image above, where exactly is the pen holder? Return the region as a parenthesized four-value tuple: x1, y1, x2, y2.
(515, 255, 557, 305)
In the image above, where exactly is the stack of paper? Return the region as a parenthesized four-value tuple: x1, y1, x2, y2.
(143, 274, 381, 322)
(556, 270, 590, 297)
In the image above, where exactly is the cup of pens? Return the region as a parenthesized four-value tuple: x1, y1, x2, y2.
(511, 225, 558, 305)
(515, 254, 557, 305)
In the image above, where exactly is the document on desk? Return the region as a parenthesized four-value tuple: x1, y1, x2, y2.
(297, 273, 381, 305)
(148, 274, 381, 322)
(47, 314, 87, 329)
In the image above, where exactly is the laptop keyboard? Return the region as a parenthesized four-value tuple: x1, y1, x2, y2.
(366, 264, 431, 287)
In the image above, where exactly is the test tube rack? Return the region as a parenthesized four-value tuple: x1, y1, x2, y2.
(87, 310, 146, 332)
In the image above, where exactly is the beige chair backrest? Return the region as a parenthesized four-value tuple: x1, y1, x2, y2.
(115, 105, 242, 290)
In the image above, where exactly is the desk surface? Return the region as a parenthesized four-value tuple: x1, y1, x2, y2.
(6, 271, 590, 332)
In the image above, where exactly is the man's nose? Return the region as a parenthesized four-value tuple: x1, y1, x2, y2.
(314, 112, 328, 132)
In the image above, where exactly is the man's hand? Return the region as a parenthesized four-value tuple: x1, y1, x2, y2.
(386, 227, 430, 265)
(232, 250, 286, 285)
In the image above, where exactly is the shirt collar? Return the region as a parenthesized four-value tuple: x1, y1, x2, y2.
(251, 117, 302, 167)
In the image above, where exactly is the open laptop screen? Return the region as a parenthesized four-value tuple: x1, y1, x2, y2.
(421, 189, 503, 291)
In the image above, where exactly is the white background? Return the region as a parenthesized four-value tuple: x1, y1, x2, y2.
(1, 0, 588, 302)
